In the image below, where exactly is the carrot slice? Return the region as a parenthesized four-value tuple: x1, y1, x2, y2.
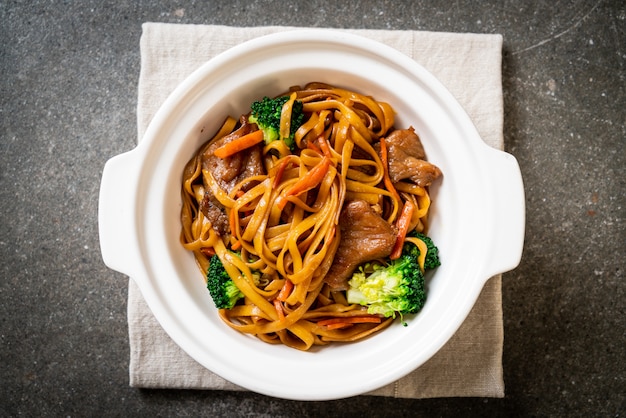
(276, 279, 293, 302)
(318, 316, 382, 328)
(277, 156, 331, 210)
(379, 136, 401, 204)
(275, 195, 287, 211)
(213, 129, 263, 159)
(325, 323, 354, 330)
(306, 140, 322, 155)
(228, 207, 238, 237)
(317, 133, 332, 158)
(273, 157, 291, 189)
(390, 200, 415, 260)
(274, 299, 285, 322)
(285, 156, 331, 198)
(199, 247, 215, 257)
(390, 201, 415, 259)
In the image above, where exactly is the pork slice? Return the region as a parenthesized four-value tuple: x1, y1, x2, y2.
(324, 200, 397, 290)
(385, 128, 442, 187)
(202, 116, 263, 192)
(199, 116, 265, 235)
(200, 195, 231, 235)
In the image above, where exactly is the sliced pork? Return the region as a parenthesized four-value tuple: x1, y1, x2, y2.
(385, 127, 442, 187)
(199, 116, 265, 235)
(324, 200, 397, 290)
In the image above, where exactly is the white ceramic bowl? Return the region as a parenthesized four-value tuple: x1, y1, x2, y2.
(99, 30, 525, 400)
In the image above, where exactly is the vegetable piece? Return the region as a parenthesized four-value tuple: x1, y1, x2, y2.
(276, 279, 293, 302)
(283, 156, 331, 200)
(272, 157, 292, 189)
(249, 96, 305, 151)
(213, 129, 264, 159)
(317, 316, 382, 330)
(306, 140, 322, 155)
(206, 254, 244, 309)
(274, 299, 286, 322)
(379, 136, 402, 204)
(346, 235, 440, 320)
(317, 133, 332, 158)
(230, 239, 242, 251)
(390, 200, 415, 260)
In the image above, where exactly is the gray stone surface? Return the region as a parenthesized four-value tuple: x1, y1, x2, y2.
(1, 1, 624, 416)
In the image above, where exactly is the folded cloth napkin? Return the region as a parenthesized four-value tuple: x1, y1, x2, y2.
(129, 23, 505, 399)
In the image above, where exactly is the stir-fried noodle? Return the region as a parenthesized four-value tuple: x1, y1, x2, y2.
(180, 83, 441, 350)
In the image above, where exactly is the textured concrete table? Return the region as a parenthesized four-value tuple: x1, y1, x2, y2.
(1, 1, 624, 416)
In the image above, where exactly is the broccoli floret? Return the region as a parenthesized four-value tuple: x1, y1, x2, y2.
(347, 243, 426, 319)
(412, 232, 441, 270)
(206, 254, 244, 309)
(249, 96, 305, 151)
(346, 234, 440, 321)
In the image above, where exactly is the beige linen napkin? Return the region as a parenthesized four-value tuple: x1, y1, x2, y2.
(129, 23, 505, 398)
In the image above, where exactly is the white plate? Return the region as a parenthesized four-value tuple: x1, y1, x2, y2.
(99, 30, 524, 400)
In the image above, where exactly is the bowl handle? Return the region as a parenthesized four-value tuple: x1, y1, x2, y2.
(98, 150, 143, 279)
(483, 147, 526, 279)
